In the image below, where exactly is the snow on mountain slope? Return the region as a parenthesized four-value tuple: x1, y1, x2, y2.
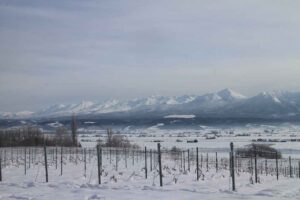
(31, 89, 246, 117)
(2, 89, 300, 119)
(217, 88, 247, 101)
(91, 100, 132, 114)
(35, 101, 95, 117)
(179, 89, 246, 112)
(218, 91, 299, 118)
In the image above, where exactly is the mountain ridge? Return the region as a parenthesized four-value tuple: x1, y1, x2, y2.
(1, 89, 300, 120)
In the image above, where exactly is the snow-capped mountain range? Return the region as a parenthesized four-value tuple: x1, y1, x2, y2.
(1, 89, 300, 119)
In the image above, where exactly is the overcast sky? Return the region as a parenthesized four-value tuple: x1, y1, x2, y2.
(1, 0, 300, 112)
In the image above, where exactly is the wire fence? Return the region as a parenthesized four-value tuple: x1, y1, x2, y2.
(0, 143, 299, 191)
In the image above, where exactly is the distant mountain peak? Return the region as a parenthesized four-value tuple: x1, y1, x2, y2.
(217, 88, 246, 101)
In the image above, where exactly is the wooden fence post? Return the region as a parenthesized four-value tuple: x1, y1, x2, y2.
(28, 148, 31, 169)
(289, 156, 292, 178)
(216, 152, 218, 172)
(109, 148, 112, 164)
(84, 148, 87, 177)
(265, 159, 268, 176)
(55, 147, 58, 170)
(183, 151, 186, 171)
(206, 153, 209, 172)
(254, 146, 258, 183)
(44, 146, 48, 182)
(230, 142, 235, 191)
(116, 149, 118, 171)
(100, 148, 102, 180)
(157, 143, 163, 187)
(132, 150, 134, 166)
(24, 148, 27, 175)
(60, 147, 63, 176)
(125, 148, 127, 168)
(298, 161, 300, 178)
(200, 154, 203, 169)
(97, 145, 101, 184)
(196, 147, 199, 181)
(276, 152, 279, 180)
(0, 152, 2, 182)
(145, 147, 147, 179)
(180, 151, 183, 170)
(150, 149, 152, 171)
(188, 149, 190, 172)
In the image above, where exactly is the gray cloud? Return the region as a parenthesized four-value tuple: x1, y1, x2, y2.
(1, 0, 300, 111)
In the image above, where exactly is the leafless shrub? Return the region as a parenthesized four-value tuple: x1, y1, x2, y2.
(104, 129, 139, 148)
(236, 143, 281, 159)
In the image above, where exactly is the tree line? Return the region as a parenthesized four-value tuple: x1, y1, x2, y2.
(0, 125, 79, 147)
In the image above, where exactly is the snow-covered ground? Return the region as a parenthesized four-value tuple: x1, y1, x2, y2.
(1, 172, 300, 200)
(78, 123, 300, 158)
(1, 123, 300, 200)
(1, 145, 300, 200)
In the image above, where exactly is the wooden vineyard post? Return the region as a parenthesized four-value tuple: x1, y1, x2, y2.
(157, 143, 163, 187)
(289, 156, 292, 178)
(206, 153, 209, 172)
(55, 147, 58, 170)
(125, 148, 127, 168)
(196, 147, 199, 181)
(216, 152, 218, 172)
(276, 152, 279, 180)
(0, 152, 2, 182)
(75, 148, 78, 165)
(44, 146, 48, 182)
(230, 142, 235, 191)
(298, 161, 300, 178)
(200, 154, 203, 169)
(265, 159, 268, 176)
(100, 148, 102, 181)
(24, 148, 27, 175)
(180, 151, 183, 170)
(60, 147, 63, 176)
(109, 148, 112, 164)
(28, 148, 31, 169)
(188, 149, 190, 172)
(150, 149, 152, 171)
(144, 147, 147, 179)
(17, 149, 19, 165)
(116, 149, 118, 171)
(11, 148, 13, 163)
(254, 146, 258, 183)
(183, 151, 186, 171)
(84, 148, 87, 177)
(132, 150, 134, 166)
(97, 145, 101, 184)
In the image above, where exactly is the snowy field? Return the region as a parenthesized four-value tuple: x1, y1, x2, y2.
(1, 123, 300, 199)
(1, 171, 300, 200)
(1, 144, 300, 200)
(78, 123, 300, 157)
